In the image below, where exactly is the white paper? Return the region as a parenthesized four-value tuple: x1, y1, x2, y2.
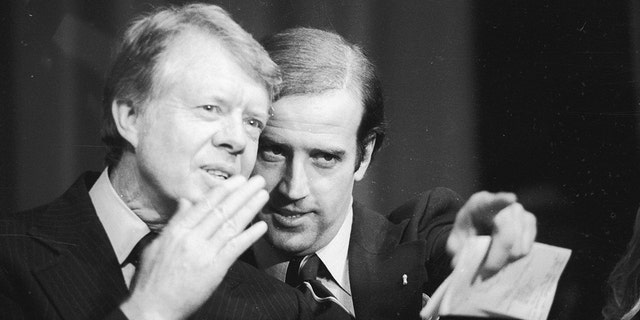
(421, 236, 571, 320)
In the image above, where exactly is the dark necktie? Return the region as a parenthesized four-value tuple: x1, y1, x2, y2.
(286, 254, 355, 320)
(123, 232, 157, 288)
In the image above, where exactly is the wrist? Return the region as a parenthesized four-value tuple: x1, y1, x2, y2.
(120, 296, 176, 320)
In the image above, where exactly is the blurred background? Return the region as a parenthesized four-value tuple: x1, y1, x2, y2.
(2, 0, 639, 318)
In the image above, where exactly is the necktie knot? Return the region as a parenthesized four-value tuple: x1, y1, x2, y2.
(300, 254, 322, 281)
(124, 232, 157, 268)
(285, 253, 323, 287)
(285, 254, 354, 319)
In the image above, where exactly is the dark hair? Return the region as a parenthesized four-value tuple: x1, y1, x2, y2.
(101, 3, 280, 167)
(261, 27, 385, 170)
(604, 207, 640, 320)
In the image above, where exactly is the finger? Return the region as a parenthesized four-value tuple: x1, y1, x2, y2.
(456, 192, 517, 237)
(171, 175, 247, 229)
(446, 227, 467, 265)
(479, 203, 522, 275)
(502, 204, 535, 258)
(479, 239, 509, 279)
(207, 188, 268, 244)
(517, 211, 537, 256)
(449, 191, 517, 255)
(216, 221, 268, 267)
(195, 176, 267, 238)
(216, 176, 266, 220)
(527, 212, 537, 248)
(472, 193, 518, 233)
(448, 248, 462, 268)
(465, 191, 517, 215)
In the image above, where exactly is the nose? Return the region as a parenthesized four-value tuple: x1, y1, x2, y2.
(278, 157, 310, 201)
(212, 114, 247, 155)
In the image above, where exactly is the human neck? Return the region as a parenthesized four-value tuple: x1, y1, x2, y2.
(109, 155, 173, 230)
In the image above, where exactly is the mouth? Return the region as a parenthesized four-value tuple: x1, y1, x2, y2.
(202, 167, 232, 180)
(266, 205, 312, 227)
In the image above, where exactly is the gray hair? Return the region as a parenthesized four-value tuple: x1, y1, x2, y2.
(101, 3, 280, 167)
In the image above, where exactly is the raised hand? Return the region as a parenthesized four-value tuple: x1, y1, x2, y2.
(121, 175, 269, 320)
(446, 191, 537, 278)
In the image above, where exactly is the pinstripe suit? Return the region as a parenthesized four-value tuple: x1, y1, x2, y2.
(0, 172, 312, 320)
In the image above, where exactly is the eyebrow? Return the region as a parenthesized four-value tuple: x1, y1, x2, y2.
(203, 93, 227, 106)
(203, 90, 269, 119)
(259, 135, 346, 157)
(258, 136, 288, 149)
(246, 108, 270, 121)
(310, 148, 346, 158)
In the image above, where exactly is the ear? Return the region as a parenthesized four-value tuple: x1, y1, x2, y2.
(111, 99, 141, 148)
(354, 135, 376, 181)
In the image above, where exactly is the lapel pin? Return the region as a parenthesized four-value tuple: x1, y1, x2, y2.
(402, 274, 408, 286)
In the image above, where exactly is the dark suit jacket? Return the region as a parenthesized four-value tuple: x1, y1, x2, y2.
(348, 187, 462, 320)
(0, 172, 311, 320)
(243, 187, 462, 320)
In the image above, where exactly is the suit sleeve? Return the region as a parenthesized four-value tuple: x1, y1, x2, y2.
(1, 268, 128, 320)
(103, 309, 131, 320)
(0, 266, 26, 320)
(388, 187, 464, 295)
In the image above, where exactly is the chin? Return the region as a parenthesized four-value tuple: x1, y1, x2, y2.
(266, 231, 312, 255)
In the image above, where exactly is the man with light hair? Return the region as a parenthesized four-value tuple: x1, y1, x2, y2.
(0, 4, 311, 320)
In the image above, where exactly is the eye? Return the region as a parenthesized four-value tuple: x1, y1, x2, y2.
(199, 104, 222, 113)
(245, 118, 265, 130)
(321, 154, 336, 161)
(313, 152, 339, 168)
(258, 144, 285, 162)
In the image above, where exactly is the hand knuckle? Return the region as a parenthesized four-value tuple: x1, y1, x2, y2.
(494, 212, 508, 225)
(222, 219, 238, 232)
(212, 206, 226, 219)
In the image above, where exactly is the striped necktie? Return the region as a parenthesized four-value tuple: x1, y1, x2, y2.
(286, 254, 354, 320)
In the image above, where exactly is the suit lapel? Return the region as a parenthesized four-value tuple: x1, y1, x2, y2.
(29, 173, 128, 320)
(349, 203, 426, 320)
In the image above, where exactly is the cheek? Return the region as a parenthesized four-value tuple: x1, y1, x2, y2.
(240, 159, 255, 177)
(253, 161, 283, 192)
(138, 129, 175, 163)
(314, 172, 355, 219)
(143, 116, 193, 153)
(239, 143, 258, 177)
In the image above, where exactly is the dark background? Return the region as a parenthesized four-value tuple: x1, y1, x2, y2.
(2, 1, 639, 318)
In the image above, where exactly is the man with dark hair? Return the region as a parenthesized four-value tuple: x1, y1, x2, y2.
(246, 27, 537, 319)
(0, 4, 310, 320)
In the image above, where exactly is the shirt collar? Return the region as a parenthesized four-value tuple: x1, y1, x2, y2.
(89, 168, 150, 265)
(253, 197, 354, 294)
(316, 199, 353, 294)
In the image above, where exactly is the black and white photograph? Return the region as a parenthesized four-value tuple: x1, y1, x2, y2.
(1, 1, 639, 319)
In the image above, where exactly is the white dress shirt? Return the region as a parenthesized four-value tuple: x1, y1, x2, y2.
(89, 168, 150, 288)
(254, 199, 355, 316)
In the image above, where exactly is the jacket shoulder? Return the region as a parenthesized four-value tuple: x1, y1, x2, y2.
(388, 187, 463, 225)
(0, 171, 100, 233)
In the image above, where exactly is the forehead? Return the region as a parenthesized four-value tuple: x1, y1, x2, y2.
(160, 29, 228, 70)
(155, 30, 258, 89)
(264, 89, 363, 146)
(150, 28, 269, 111)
